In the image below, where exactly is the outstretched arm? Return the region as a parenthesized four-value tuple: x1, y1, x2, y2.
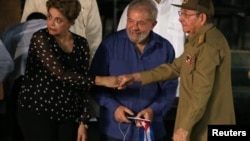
(118, 59, 182, 89)
(95, 76, 120, 88)
(118, 73, 141, 89)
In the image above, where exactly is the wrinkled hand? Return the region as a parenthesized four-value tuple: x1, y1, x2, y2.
(173, 128, 189, 141)
(114, 105, 134, 123)
(97, 73, 140, 89)
(117, 74, 136, 90)
(135, 108, 153, 127)
(77, 123, 87, 141)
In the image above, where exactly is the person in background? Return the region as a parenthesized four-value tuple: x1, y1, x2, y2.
(1, 12, 47, 141)
(16, 0, 118, 141)
(90, 0, 178, 140)
(118, 0, 236, 141)
(0, 39, 14, 141)
(1, 12, 47, 92)
(0, 40, 14, 100)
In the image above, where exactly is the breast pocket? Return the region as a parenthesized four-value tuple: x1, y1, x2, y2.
(181, 54, 195, 84)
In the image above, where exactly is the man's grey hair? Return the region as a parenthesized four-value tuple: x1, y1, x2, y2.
(127, 0, 158, 21)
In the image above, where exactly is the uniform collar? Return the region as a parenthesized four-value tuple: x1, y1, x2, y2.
(187, 23, 214, 45)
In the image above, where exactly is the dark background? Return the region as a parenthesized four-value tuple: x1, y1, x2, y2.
(0, 0, 250, 141)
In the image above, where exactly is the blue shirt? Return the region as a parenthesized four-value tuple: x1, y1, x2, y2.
(1, 19, 47, 80)
(1, 19, 47, 96)
(0, 40, 14, 83)
(90, 29, 178, 140)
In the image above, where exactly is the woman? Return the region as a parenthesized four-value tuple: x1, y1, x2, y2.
(16, 0, 118, 141)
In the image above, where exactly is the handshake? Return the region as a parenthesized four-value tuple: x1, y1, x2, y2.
(96, 73, 141, 90)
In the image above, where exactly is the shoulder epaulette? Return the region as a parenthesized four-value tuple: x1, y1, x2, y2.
(197, 33, 205, 45)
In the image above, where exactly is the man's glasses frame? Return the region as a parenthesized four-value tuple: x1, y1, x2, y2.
(178, 11, 200, 18)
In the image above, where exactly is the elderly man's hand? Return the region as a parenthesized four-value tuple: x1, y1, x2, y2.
(117, 73, 141, 89)
(114, 105, 134, 123)
(173, 128, 189, 141)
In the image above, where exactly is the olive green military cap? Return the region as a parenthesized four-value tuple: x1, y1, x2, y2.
(172, 0, 214, 17)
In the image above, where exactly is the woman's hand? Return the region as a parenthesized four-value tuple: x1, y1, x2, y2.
(117, 73, 140, 90)
(135, 108, 153, 127)
(95, 76, 120, 88)
(77, 123, 87, 141)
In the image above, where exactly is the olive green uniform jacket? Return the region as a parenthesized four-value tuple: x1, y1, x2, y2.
(140, 23, 236, 141)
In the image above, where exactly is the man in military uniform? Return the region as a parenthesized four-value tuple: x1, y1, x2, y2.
(118, 0, 236, 141)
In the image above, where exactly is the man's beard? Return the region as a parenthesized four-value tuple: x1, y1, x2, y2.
(136, 31, 150, 44)
(127, 30, 150, 44)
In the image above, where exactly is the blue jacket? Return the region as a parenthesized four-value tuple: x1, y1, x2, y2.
(0, 40, 13, 83)
(90, 29, 178, 140)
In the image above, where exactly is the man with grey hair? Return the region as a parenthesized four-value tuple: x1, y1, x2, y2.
(90, 0, 178, 140)
(118, 0, 236, 141)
